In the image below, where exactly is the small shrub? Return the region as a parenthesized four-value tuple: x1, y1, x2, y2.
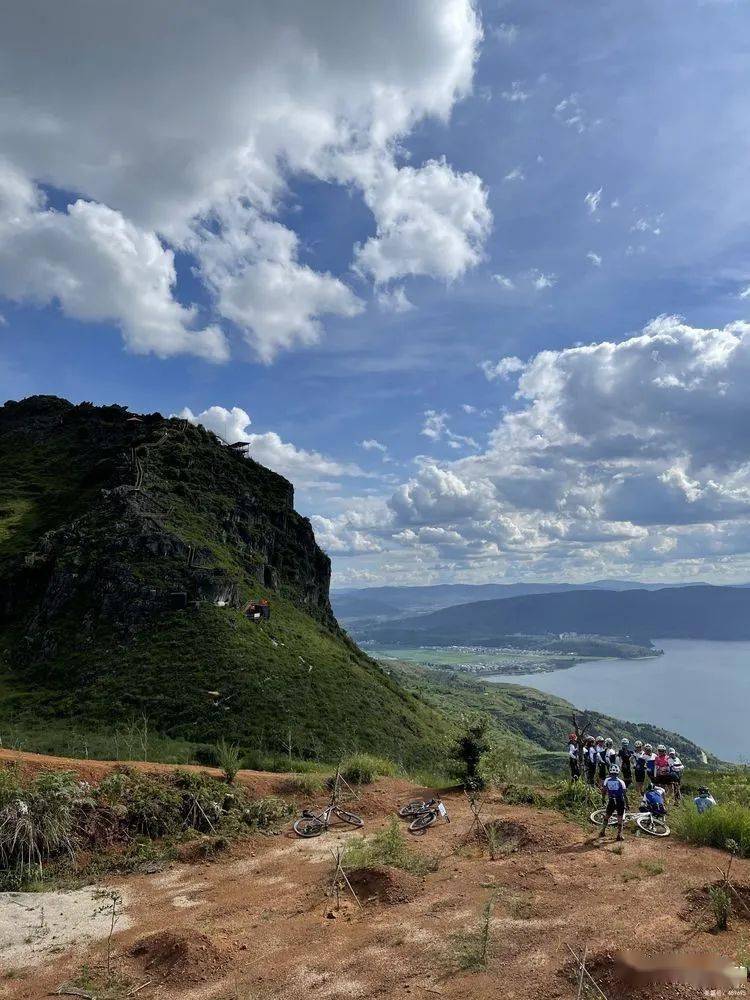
(0, 769, 80, 883)
(478, 737, 535, 791)
(710, 886, 732, 931)
(451, 719, 491, 791)
(192, 745, 219, 768)
(243, 796, 293, 830)
(640, 860, 665, 876)
(215, 739, 242, 784)
(452, 895, 495, 971)
(671, 803, 750, 857)
(281, 773, 325, 797)
(96, 770, 183, 838)
(551, 780, 601, 818)
(343, 819, 436, 876)
(501, 784, 543, 807)
(340, 754, 398, 785)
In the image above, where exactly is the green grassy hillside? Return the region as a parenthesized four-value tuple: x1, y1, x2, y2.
(0, 397, 449, 767)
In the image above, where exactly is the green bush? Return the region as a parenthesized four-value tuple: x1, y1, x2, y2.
(215, 739, 242, 784)
(340, 754, 399, 785)
(342, 818, 436, 876)
(478, 736, 535, 790)
(192, 745, 220, 767)
(0, 769, 80, 884)
(502, 783, 543, 806)
(96, 769, 184, 838)
(671, 802, 750, 856)
(280, 773, 326, 797)
(550, 780, 601, 818)
(451, 719, 491, 790)
(710, 886, 732, 931)
(242, 796, 293, 830)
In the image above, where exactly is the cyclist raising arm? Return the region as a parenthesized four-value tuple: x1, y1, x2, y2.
(600, 764, 629, 842)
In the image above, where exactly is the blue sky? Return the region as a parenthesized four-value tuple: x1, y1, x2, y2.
(3, 1, 750, 585)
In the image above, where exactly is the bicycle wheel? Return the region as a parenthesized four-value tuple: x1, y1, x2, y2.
(332, 807, 364, 829)
(635, 813, 670, 837)
(409, 810, 437, 833)
(293, 815, 325, 838)
(590, 808, 618, 826)
(398, 799, 426, 818)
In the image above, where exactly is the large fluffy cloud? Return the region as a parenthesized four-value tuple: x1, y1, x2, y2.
(323, 317, 750, 583)
(0, 163, 227, 360)
(179, 404, 365, 485)
(0, 1, 488, 361)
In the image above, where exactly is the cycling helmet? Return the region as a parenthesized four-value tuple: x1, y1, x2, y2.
(668, 747, 676, 755)
(595, 736, 604, 743)
(609, 764, 621, 775)
(653, 786, 665, 795)
(644, 743, 653, 751)
(634, 740, 643, 749)
(657, 744, 667, 753)
(698, 787, 710, 796)
(604, 737, 613, 746)
(621, 738, 629, 746)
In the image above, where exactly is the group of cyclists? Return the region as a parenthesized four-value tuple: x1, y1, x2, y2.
(567, 732, 717, 841)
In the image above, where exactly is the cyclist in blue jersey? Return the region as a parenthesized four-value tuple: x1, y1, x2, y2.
(694, 787, 716, 813)
(642, 785, 667, 817)
(599, 764, 629, 842)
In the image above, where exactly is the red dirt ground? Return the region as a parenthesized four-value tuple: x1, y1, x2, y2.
(1, 748, 748, 1000)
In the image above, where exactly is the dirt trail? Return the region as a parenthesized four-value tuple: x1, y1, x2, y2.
(1, 750, 748, 999)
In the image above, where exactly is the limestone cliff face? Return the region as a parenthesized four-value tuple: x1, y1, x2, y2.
(0, 396, 335, 663)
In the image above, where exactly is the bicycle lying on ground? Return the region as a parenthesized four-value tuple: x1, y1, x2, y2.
(293, 802, 364, 838)
(398, 797, 439, 819)
(589, 807, 670, 837)
(402, 798, 450, 834)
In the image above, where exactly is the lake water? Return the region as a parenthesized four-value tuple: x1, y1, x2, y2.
(486, 638, 750, 763)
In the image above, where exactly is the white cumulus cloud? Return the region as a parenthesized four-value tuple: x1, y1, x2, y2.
(0, 1, 488, 361)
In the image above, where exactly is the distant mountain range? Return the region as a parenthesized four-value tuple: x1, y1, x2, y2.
(358, 585, 750, 645)
(331, 579, 736, 623)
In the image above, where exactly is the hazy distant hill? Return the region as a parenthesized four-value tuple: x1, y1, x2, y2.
(361, 585, 750, 645)
(332, 579, 710, 623)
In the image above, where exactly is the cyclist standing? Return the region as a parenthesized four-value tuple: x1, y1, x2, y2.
(568, 733, 581, 781)
(633, 740, 647, 795)
(643, 743, 656, 787)
(599, 764, 628, 842)
(653, 745, 674, 794)
(618, 738, 635, 788)
(584, 737, 597, 786)
(667, 748, 684, 802)
(595, 736, 609, 799)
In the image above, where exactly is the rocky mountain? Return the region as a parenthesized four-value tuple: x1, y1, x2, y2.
(0, 396, 447, 765)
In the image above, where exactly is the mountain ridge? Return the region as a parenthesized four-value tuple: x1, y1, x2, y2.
(360, 585, 750, 645)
